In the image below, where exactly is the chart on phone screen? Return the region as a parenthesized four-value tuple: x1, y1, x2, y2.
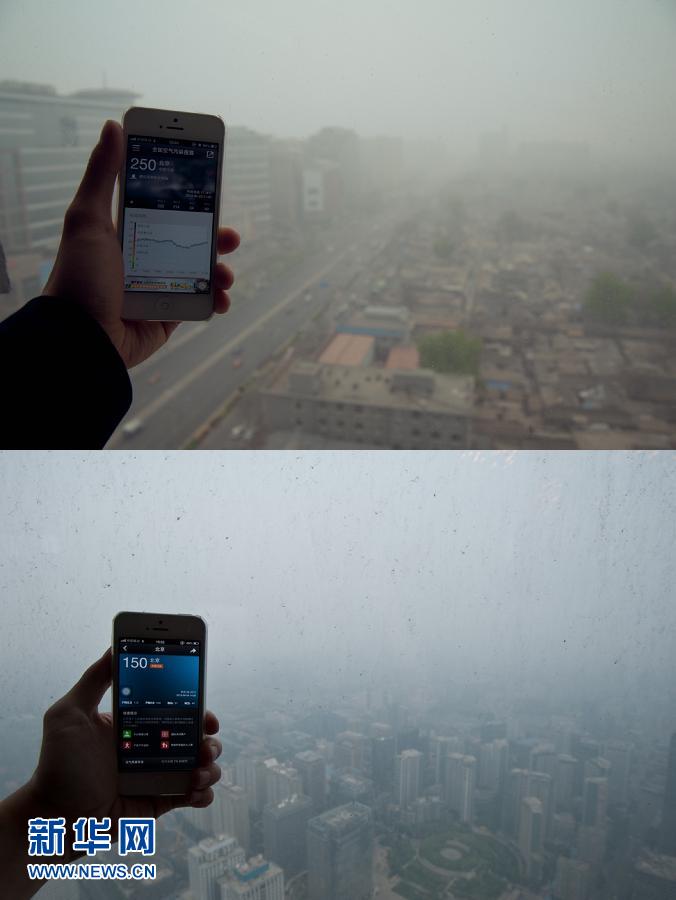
(123, 208, 211, 290)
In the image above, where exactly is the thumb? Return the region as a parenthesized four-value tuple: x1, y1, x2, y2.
(69, 648, 112, 712)
(73, 119, 123, 217)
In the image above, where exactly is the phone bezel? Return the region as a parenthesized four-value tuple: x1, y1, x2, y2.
(117, 106, 225, 322)
(112, 611, 207, 796)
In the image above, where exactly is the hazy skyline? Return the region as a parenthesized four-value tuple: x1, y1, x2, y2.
(2, 0, 676, 161)
(1, 452, 674, 719)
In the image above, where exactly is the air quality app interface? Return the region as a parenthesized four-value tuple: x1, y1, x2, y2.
(117, 637, 201, 772)
(121, 134, 218, 294)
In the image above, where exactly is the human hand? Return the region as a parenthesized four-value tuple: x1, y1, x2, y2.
(44, 119, 240, 369)
(27, 649, 221, 857)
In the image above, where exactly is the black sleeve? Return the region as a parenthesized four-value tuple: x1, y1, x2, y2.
(0, 296, 132, 449)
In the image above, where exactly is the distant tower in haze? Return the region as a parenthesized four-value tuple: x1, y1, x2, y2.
(519, 797, 544, 881)
(659, 732, 676, 854)
(371, 734, 396, 792)
(604, 741, 632, 806)
(211, 782, 250, 853)
(582, 777, 608, 828)
(503, 768, 530, 837)
(446, 754, 476, 824)
(187, 835, 245, 900)
(263, 794, 313, 877)
(478, 738, 508, 792)
(294, 750, 326, 812)
(307, 803, 373, 900)
(395, 749, 422, 808)
(555, 755, 578, 812)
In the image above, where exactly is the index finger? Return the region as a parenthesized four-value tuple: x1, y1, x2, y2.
(218, 227, 240, 255)
(204, 710, 219, 734)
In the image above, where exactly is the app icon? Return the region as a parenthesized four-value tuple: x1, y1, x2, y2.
(160, 741, 170, 750)
(160, 730, 170, 739)
(122, 740, 132, 750)
(122, 729, 133, 739)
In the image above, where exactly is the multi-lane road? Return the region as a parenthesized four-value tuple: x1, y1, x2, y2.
(108, 206, 406, 449)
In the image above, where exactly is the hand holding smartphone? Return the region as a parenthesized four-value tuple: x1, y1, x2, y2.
(117, 107, 225, 321)
(113, 612, 207, 795)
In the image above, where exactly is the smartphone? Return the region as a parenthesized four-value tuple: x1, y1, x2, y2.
(117, 107, 225, 321)
(112, 611, 207, 796)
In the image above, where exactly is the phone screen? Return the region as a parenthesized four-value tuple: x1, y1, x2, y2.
(121, 134, 219, 294)
(116, 636, 203, 772)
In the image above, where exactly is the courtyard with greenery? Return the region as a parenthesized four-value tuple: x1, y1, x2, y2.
(389, 825, 521, 900)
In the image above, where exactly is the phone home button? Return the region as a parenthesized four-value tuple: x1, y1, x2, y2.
(157, 300, 172, 314)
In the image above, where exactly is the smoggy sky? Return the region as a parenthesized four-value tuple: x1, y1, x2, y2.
(2, 0, 676, 160)
(1, 452, 674, 717)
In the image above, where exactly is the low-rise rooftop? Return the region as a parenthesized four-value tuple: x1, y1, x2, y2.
(269, 362, 474, 416)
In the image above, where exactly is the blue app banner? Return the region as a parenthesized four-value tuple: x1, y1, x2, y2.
(119, 654, 199, 707)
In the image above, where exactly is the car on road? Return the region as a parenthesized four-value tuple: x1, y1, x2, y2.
(122, 418, 143, 438)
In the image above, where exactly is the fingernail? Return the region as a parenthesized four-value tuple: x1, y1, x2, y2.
(189, 790, 203, 804)
(197, 769, 211, 787)
(210, 743, 219, 761)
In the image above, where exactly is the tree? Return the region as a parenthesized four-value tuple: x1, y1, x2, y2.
(584, 272, 634, 324)
(647, 284, 676, 326)
(417, 330, 482, 376)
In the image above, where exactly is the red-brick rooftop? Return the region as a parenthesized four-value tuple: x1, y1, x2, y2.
(385, 346, 420, 370)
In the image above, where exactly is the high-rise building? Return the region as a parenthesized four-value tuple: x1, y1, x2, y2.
(519, 797, 544, 881)
(294, 750, 326, 812)
(305, 127, 361, 202)
(330, 771, 374, 807)
(222, 127, 272, 240)
(188, 834, 246, 900)
(553, 855, 591, 900)
(307, 802, 373, 900)
(531, 744, 558, 782)
(371, 735, 396, 792)
(219, 857, 284, 900)
(555, 755, 578, 812)
(503, 768, 530, 837)
(445, 754, 476, 824)
(604, 741, 632, 806)
(582, 777, 608, 828)
(235, 755, 269, 813)
(301, 162, 342, 222)
(659, 732, 676, 854)
(584, 757, 612, 782)
(528, 771, 553, 839)
(212, 782, 251, 853)
(269, 139, 302, 227)
(334, 731, 371, 776)
(433, 736, 461, 787)
(0, 81, 138, 308)
(478, 739, 508, 792)
(571, 737, 601, 795)
(395, 749, 422, 808)
(265, 761, 303, 807)
(263, 794, 313, 878)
